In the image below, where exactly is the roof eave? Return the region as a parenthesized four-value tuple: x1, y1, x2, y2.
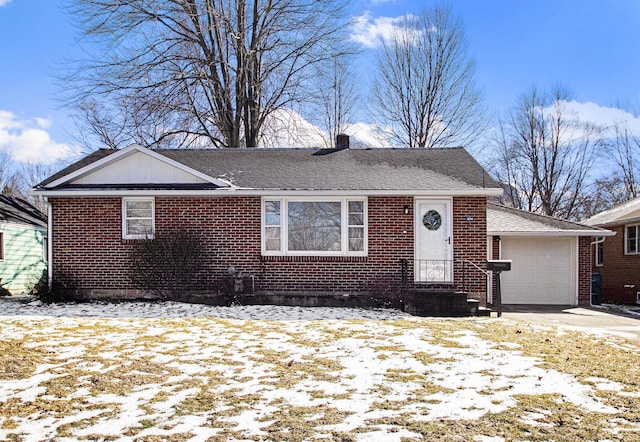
(587, 215, 640, 228)
(488, 230, 615, 237)
(33, 187, 503, 198)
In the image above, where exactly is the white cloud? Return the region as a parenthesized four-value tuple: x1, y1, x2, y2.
(561, 101, 640, 136)
(0, 110, 81, 163)
(0, 0, 12, 7)
(345, 122, 393, 147)
(350, 11, 416, 48)
(260, 108, 327, 148)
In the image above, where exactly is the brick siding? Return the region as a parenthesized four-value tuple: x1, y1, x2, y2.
(452, 197, 488, 300)
(578, 236, 592, 305)
(592, 225, 640, 303)
(50, 195, 489, 300)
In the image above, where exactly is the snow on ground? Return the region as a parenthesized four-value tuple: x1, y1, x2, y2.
(0, 298, 410, 320)
(0, 299, 638, 441)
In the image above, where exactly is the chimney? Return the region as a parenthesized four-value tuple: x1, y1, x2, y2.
(336, 134, 350, 150)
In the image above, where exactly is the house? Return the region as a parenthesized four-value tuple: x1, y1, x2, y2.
(0, 195, 48, 295)
(584, 197, 640, 304)
(487, 203, 612, 306)
(32, 143, 504, 312)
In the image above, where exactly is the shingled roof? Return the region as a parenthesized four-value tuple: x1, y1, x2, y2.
(37, 146, 501, 194)
(0, 195, 47, 228)
(487, 202, 611, 236)
(583, 197, 640, 227)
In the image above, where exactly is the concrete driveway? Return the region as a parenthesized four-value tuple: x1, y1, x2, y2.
(499, 305, 640, 342)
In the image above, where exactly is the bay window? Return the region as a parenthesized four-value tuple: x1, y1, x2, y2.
(262, 198, 367, 256)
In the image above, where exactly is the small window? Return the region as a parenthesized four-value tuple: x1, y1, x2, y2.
(264, 200, 281, 252)
(348, 200, 365, 252)
(594, 237, 603, 266)
(123, 198, 155, 239)
(626, 225, 640, 254)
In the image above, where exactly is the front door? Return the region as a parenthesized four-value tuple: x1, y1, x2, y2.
(415, 199, 453, 283)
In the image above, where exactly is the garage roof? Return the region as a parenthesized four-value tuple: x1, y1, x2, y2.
(487, 203, 613, 237)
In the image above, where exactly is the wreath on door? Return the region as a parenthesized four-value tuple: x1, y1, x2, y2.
(422, 210, 442, 231)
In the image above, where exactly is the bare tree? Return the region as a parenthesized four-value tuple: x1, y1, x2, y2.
(601, 120, 640, 201)
(0, 151, 22, 198)
(63, 0, 352, 149)
(19, 162, 62, 212)
(313, 55, 360, 148)
(491, 85, 599, 220)
(371, 4, 485, 148)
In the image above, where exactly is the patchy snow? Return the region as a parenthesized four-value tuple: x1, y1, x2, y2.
(0, 299, 637, 441)
(0, 298, 410, 320)
(599, 303, 640, 318)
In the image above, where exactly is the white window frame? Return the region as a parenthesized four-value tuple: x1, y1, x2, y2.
(261, 197, 367, 256)
(122, 197, 155, 240)
(625, 224, 640, 255)
(594, 237, 603, 266)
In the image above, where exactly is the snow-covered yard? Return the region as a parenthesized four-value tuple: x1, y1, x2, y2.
(1, 300, 639, 441)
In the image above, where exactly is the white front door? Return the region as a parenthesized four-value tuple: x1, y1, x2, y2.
(415, 199, 453, 283)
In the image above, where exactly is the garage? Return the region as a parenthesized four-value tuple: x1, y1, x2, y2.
(486, 203, 613, 306)
(499, 236, 576, 305)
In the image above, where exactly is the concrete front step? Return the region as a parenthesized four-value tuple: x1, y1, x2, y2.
(404, 290, 486, 317)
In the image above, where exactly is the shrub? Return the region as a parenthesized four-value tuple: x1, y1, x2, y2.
(128, 230, 205, 299)
(32, 270, 77, 303)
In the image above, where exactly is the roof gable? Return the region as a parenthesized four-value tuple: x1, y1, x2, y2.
(42, 145, 231, 189)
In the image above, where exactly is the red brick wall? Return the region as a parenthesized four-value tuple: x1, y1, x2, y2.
(50, 195, 488, 299)
(453, 197, 488, 300)
(578, 236, 592, 305)
(592, 225, 640, 303)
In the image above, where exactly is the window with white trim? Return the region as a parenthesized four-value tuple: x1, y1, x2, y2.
(262, 198, 367, 255)
(122, 198, 155, 239)
(594, 237, 603, 266)
(0, 232, 3, 260)
(626, 224, 640, 254)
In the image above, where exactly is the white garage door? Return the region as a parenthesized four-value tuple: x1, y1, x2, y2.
(500, 236, 576, 305)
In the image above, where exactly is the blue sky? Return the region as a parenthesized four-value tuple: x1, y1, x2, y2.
(1, 0, 640, 163)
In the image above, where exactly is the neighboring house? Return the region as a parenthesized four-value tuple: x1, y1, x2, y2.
(0, 195, 48, 295)
(487, 203, 612, 306)
(584, 197, 640, 304)
(33, 143, 502, 309)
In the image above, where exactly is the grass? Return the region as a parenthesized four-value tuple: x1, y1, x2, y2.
(0, 315, 639, 441)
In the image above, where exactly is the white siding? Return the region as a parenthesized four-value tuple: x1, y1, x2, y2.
(73, 151, 208, 185)
(0, 223, 47, 295)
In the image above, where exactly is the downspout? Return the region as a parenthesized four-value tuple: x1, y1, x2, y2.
(46, 197, 53, 288)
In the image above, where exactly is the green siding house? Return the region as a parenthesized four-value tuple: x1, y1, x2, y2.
(0, 196, 47, 295)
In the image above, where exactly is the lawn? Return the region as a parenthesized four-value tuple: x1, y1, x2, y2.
(0, 302, 639, 441)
